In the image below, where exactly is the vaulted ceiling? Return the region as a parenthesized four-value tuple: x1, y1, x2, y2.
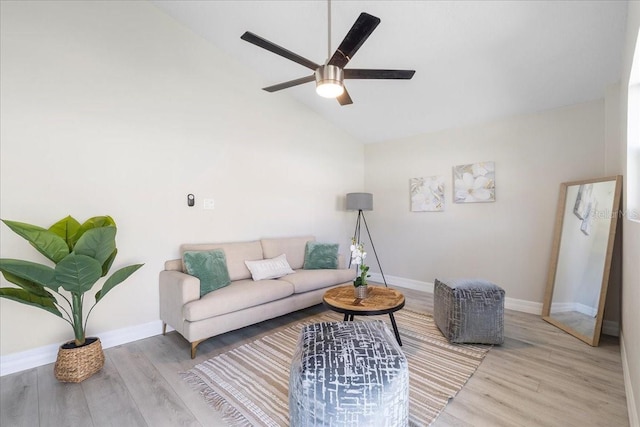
(152, 1, 628, 143)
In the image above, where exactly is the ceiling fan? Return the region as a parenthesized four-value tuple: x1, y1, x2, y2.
(240, 4, 415, 106)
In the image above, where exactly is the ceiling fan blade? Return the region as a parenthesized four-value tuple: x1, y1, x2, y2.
(337, 88, 353, 106)
(344, 69, 416, 80)
(241, 32, 320, 71)
(263, 75, 316, 92)
(328, 13, 381, 69)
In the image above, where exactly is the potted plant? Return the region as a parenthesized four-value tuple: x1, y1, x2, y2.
(350, 239, 370, 299)
(0, 215, 143, 382)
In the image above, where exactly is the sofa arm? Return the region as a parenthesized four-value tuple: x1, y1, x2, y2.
(159, 270, 200, 334)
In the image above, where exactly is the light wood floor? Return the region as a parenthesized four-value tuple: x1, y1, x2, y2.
(0, 287, 629, 427)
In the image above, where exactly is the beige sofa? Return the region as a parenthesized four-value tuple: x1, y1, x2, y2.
(159, 236, 355, 358)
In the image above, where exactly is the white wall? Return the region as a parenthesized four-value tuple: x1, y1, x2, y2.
(364, 101, 606, 306)
(0, 1, 363, 356)
(617, 2, 640, 425)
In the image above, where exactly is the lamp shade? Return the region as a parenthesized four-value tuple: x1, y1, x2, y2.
(346, 193, 373, 211)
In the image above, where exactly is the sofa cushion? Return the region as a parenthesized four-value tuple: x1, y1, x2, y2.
(183, 279, 295, 321)
(183, 249, 231, 297)
(181, 241, 263, 281)
(303, 242, 339, 270)
(261, 236, 314, 270)
(245, 254, 295, 280)
(279, 269, 356, 294)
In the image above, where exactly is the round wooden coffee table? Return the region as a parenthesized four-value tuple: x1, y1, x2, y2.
(322, 285, 405, 345)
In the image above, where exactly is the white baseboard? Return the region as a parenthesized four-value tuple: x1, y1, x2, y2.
(505, 297, 543, 314)
(369, 273, 543, 315)
(621, 332, 640, 427)
(0, 277, 625, 378)
(369, 272, 433, 293)
(576, 302, 598, 317)
(0, 342, 61, 377)
(0, 320, 163, 377)
(550, 302, 598, 317)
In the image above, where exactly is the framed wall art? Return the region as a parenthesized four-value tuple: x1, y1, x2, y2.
(410, 176, 445, 212)
(453, 161, 495, 203)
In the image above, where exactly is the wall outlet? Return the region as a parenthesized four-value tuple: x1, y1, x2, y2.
(203, 198, 215, 210)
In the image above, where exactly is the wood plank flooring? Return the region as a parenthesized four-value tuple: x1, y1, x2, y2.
(0, 287, 629, 426)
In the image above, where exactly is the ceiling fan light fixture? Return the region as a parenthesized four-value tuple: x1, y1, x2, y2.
(315, 65, 344, 98)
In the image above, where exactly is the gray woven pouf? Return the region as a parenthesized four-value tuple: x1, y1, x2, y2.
(289, 320, 409, 427)
(433, 278, 505, 344)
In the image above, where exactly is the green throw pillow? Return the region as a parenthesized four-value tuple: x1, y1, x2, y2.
(183, 249, 231, 297)
(303, 242, 339, 270)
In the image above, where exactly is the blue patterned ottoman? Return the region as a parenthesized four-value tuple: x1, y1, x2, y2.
(433, 278, 505, 344)
(289, 320, 409, 427)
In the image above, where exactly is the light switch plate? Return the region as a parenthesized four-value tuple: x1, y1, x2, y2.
(203, 198, 215, 210)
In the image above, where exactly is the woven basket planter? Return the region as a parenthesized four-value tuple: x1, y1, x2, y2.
(54, 337, 105, 383)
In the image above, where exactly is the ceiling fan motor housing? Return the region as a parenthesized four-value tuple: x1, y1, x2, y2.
(315, 64, 344, 97)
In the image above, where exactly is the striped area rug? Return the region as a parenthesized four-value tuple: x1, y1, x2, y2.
(183, 310, 490, 426)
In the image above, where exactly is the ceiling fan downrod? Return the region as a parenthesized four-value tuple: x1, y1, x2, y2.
(327, 0, 332, 59)
(316, 0, 345, 97)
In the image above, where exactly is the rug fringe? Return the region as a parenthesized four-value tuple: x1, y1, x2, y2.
(181, 371, 253, 427)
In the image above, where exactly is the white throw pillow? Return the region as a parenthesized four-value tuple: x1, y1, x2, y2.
(244, 254, 295, 281)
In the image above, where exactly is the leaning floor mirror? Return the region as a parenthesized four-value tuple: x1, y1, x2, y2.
(542, 175, 622, 346)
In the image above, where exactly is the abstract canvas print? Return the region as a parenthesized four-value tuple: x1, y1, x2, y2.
(573, 184, 593, 220)
(410, 176, 445, 211)
(453, 162, 495, 203)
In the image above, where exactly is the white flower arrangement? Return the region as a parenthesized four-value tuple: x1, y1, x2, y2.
(350, 238, 370, 287)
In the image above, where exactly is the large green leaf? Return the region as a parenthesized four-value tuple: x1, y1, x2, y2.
(54, 254, 102, 294)
(0, 288, 63, 317)
(0, 259, 58, 290)
(76, 216, 116, 238)
(2, 220, 69, 263)
(74, 227, 116, 266)
(101, 248, 117, 277)
(85, 216, 116, 228)
(0, 271, 54, 297)
(95, 263, 143, 302)
(48, 216, 81, 249)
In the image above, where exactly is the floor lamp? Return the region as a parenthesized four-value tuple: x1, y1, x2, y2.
(346, 192, 388, 287)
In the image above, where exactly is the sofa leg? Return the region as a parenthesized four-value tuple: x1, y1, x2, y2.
(162, 322, 167, 336)
(191, 339, 205, 359)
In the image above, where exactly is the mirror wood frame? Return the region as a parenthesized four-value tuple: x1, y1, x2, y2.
(542, 175, 622, 346)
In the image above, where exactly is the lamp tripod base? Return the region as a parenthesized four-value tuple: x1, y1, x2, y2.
(350, 209, 388, 287)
